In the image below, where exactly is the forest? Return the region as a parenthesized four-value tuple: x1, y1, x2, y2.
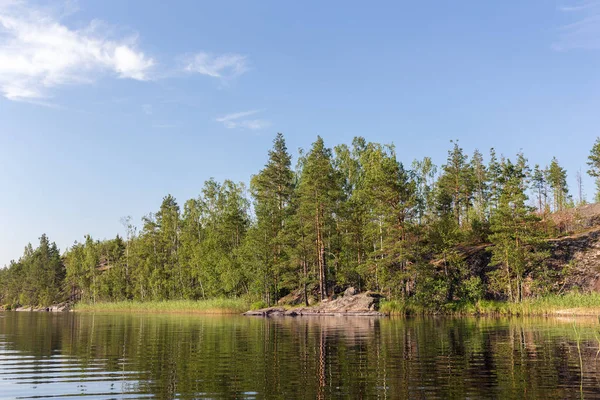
(2, 134, 600, 309)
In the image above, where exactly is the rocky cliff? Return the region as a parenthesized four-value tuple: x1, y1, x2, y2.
(459, 226, 600, 297)
(547, 228, 600, 292)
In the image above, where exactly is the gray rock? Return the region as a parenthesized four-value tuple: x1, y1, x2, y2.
(244, 291, 385, 317)
(15, 303, 71, 312)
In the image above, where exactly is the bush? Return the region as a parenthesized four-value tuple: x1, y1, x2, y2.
(414, 276, 449, 309)
(250, 300, 267, 310)
(460, 276, 484, 303)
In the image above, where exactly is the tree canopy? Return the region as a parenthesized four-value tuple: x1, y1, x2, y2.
(0, 134, 591, 307)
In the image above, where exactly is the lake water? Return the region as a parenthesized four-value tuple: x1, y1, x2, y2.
(1, 312, 600, 399)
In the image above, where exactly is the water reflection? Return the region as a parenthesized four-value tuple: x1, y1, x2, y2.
(1, 313, 599, 399)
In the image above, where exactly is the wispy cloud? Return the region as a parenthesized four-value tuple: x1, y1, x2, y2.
(216, 110, 270, 130)
(0, 1, 254, 103)
(554, 1, 600, 50)
(558, 1, 600, 12)
(184, 52, 248, 79)
(0, 0, 154, 101)
(142, 104, 153, 115)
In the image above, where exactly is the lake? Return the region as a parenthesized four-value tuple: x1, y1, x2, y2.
(1, 312, 599, 399)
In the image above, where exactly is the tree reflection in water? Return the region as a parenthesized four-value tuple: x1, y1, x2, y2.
(0, 313, 599, 399)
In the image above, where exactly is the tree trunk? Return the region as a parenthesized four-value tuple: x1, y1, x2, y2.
(303, 258, 308, 307)
(316, 202, 327, 301)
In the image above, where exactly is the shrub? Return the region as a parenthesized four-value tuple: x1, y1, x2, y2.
(250, 300, 267, 310)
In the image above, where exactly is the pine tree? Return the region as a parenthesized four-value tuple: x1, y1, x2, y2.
(488, 159, 548, 302)
(437, 141, 473, 226)
(470, 149, 488, 220)
(297, 137, 342, 300)
(547, 157, 568, 211)
(587, 137, 600, 202)
(531, 164, 546, 213)
(412, 156, 437, 224)
(249, 133, 294, 304)
(156, 195, 180, 298)
(487, 148, 502, 212)
(356, 142, 416, 297)
(334, 139, 368, 291)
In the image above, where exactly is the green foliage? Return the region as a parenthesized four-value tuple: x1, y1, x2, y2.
(0, 234, 65, 307)
(250, 300, 268, 310)
(587, 137, 600, 202)
(2, 133, 597, 310)
(487, 158, 549, 302)
(295, 136, 342, 301)
(547, 157, 569, 211)
(247, 133, 295, 305)
(436, 140, 474, 226)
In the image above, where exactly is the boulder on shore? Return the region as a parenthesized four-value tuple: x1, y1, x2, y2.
(14, 303, 71, 312)
(244, 290, 384, 317)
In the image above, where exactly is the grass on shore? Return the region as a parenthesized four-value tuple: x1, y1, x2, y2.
(60, 292, 600, 316)
(73, 298, 250, 314)
(380, 292, 600, 316)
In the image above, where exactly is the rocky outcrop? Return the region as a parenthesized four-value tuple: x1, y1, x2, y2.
(14, 302, 71, 312)
(452, 227, 600, 296)
(547, 228, 600, 292)
(244, 290, 384, 317)
(551, 203, 600, 232)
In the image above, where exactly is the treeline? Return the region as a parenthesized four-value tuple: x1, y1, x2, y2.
(2, 134, 600, 308)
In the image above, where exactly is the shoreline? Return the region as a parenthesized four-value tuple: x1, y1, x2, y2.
(3, 293, 600, 317)
(380, 293, 600, 317)
(71, 299, 250, 315)
(3, 307, 600, 317)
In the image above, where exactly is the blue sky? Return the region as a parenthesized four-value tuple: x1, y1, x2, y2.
(0, 0, 599, 266)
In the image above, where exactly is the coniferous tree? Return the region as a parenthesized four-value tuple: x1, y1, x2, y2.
(488, 160, 548, 302)
(356, 142, 416, 297)
(297, 137, 342, 300)
(547, 157, 568, 211)
(437, 141, 473, 226)
(587, 137, 600, 202)
(531, 164, 547, 213)
(487, 148, 502, 213)
(412, 156, 437, 225)
(1, 135, 590, 308)
(470, 149, 487, 220)
(155, 195, 180, 299)
(249, 133, 295, 304)
(334, 139, 368, 290)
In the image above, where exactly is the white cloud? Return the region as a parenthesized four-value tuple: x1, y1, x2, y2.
(142, 104, 152, 115)
(185, 52, 247, 79)
(216, 110, 270, 130)
(559, 1, 600, 12)
(554, 2, 600, 50)
(0, 1, 154, 100)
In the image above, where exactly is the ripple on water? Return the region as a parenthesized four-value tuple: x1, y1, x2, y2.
(0, 350, 148, 399)
(2, 313, 600, 399)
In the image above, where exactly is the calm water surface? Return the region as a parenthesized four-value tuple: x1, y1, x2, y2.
(1, 312, 600, 399)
